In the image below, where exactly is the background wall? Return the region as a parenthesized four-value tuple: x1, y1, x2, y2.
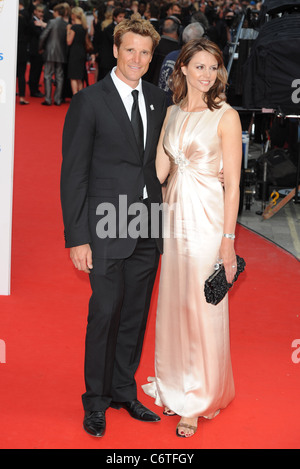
(0, 0, 18, 294)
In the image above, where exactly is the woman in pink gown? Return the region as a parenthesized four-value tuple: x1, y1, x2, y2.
(142, 38, 242, 437)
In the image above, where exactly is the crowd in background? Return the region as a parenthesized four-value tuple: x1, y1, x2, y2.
(17, 0, 262, 105)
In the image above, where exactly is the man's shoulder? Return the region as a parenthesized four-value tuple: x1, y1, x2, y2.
(70, 78, 115, 111)
(77, 80, 106, 99)
(50, 16, 63, 29)
(142, 80, 165, 98)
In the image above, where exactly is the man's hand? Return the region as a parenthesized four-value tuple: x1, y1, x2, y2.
(70, 244, 93, 273)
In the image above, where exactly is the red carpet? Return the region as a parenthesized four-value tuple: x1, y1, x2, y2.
(0, 83, 300, 449)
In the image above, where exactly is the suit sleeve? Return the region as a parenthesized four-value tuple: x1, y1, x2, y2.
(60, 91, 96, 248)
(39, 20, 52, 51)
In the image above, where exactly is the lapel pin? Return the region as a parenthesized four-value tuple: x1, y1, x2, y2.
(150, 104, 154, 111)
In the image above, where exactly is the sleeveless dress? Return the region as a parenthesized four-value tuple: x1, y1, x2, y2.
(142, 102, 235, 419)
(67, 24, 86, 80)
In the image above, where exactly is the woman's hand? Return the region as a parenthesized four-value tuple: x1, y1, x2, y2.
(219, 238, 237, 284)
(217, 108, 242, 284)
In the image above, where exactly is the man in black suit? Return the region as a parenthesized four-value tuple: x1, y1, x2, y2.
(143, 16, 180, 85)
(60, 15, 167, 437)
(28, 3, 47, 97)
(96, 7, 126, 81)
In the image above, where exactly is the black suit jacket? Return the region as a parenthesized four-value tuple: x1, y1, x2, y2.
(98, 22, 116, 72)
(61, 74, 167, 259)
(144, 37, 179, 85)
(29, 18, 45, 56)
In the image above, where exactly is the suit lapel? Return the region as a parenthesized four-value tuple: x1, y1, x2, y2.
(101, 75, 141, 163)
(143, 82, 157, 164)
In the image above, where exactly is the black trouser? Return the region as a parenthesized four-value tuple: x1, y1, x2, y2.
(17, 60, 27, 97)
(29, 54, 44, 95)
(81, 236, 160, 412)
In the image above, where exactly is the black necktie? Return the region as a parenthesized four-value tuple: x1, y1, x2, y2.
(131, 90, 144, 158)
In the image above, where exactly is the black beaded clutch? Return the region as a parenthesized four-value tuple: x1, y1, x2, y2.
(204, 255, 246, 305)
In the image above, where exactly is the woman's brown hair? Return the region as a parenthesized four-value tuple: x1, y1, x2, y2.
(170, 38, 228, 110)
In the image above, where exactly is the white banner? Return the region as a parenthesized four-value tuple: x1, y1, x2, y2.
(0, 0, 18, 295)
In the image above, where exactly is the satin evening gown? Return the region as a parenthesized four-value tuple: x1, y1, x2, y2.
(143, 102, 235, 419)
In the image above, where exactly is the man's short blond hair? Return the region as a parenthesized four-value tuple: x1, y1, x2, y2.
(114, 14, 160, 52)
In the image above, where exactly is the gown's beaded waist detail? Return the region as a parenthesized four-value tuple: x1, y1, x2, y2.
(174, 150, 190, 173)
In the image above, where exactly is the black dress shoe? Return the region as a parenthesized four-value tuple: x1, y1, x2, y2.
(111, 399, 160, 422)
(83, 411, 106, 437)
(31, 92, 44, 98)
(41, 101, 51, 106)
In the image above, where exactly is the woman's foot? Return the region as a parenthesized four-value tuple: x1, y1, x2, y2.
(176, 417, 198, 438)
(20, 98, 29, 105)
(163, 407, 176, 416)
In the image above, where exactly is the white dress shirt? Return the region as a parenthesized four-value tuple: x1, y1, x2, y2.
(111, 67, 148, 198)
(111, 67, 147, 148)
